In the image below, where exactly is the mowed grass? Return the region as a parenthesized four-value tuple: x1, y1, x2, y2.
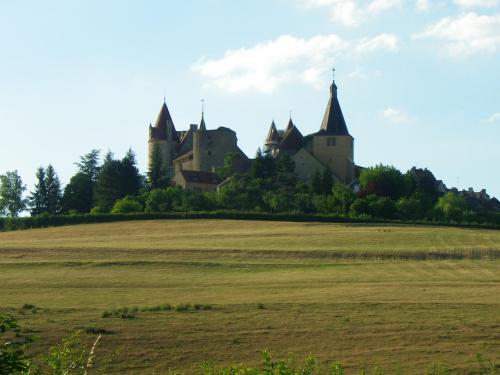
(0, 220, 499, 374)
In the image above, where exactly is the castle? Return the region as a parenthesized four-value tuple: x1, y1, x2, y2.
(148, 78, 356, 191)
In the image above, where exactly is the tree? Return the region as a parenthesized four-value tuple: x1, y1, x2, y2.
(321, 168, 334, 195)
(62, 150, 101, 213)
(312, 171, 322, 195)
(435, 192, 467, 222)
(406, 167, 440, 200)
(359, 164, 410, 199)
(45, 165, 62, 214)
(94, 157, 124, 212)
(62, 172, 94, 213)
(0, 171, 26, 218)
(331, 183, 355, 215)
(28, 167, 48, 216)
(94, 149, 142, 212)
(148, 143, 169, 189)
(120, 149, 142, 197)
(76, 149, 101, 183)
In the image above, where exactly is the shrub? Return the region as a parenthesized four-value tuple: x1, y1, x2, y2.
(0, 314, 30, 374)
(110, 196, 143, 214)
(257, 303, 265, 309)
(175, 303, 191, 312)
(102, 307, 135, 319)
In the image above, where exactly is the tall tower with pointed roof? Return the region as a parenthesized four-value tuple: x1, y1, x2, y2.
(309, 78, 354, 183)
(148, 100, 180, 174)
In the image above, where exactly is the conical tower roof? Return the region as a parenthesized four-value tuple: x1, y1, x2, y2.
(266, 120, 279, 144)
(279, 125, 304, 153)
(199, 113, 206, 131)
(153, 101, 179, 141)
(318, 81, 349, 136)
(286, 117, 294, 131)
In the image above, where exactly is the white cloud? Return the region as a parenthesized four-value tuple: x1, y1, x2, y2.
(455, 0, 499, 8)
(485, 112, 500, 122)
(300, 0, 401, 26)
(416, 0, 429, 11)
(192, 33, 398, 93)
(414, 12, 500, 56)
(382, 107, 415, 124)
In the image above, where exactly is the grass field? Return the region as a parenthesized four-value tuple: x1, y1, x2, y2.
(0, 220, 499, 374)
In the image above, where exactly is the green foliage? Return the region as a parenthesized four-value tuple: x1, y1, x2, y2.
(145, 188, 183, 213)
(75, 149, 100, 183)
(359, 164, 410, 199)
(0, 314, 29, 375)
(45, 330, 88, 375)
(0, 171, 27, 218)
(148, 143, 170, 190)
(217, 152, 243, 180)
(110, 196, 143, 214)
(350, 195, 397, 219)
(94, 150, 142, 212)
(44, 165, 63, 215)
(62, 173, 94, 214)
(435, 192, 467, 222)
(101, 307, 135, 319)
(29, 167, 48, 216)
(331, 183, 355, 215)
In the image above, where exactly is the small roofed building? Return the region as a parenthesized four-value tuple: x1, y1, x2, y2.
(173, 170, 221, 193)
(264, 77, 356, 185)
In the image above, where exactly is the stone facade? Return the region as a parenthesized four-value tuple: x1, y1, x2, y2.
(265, 79, 356, 184)
(148, 102, 248, 190)
(148, 78, 357, 190)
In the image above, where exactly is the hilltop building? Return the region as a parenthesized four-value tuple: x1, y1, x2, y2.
(148, 101, 248, 192)
(264, 78, 356, 184)
(148, 77, 358, 191)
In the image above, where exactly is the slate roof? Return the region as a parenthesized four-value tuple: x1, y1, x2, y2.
(266, 121, 279, 144)
(318, 81, 350, 136)
(152, 101, 180, 141)
(199, 113, 206, 131)
(180, 170, 220, 185)
(279, 126, 304, 154)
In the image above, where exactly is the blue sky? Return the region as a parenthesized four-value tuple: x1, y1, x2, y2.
(0, 0, 499, 197)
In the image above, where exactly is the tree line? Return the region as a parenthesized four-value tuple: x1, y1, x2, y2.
(1, 148, 499, 226)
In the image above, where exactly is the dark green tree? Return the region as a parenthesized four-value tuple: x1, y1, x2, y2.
(94, 157, 124, 212)
(62, 150, 101, 213)
(62, 172, 94, 213)
(312, 170, 322, 195)
(28, 167, 48, 216)
(94, 149, 142, 212)
(148, 143, 170, 189)
(45, 165, 62, 214)
(321, 168, 334, 195)
(75, 149, 100, 183)
(120, 148, 142, 196)
(359, 164, 410, 199)
(0, 171, 27, 218)
(331, 182, 355, 215)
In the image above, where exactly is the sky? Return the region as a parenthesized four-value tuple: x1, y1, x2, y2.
(0, 0, 499, 198)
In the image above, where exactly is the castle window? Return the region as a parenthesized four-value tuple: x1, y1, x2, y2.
(208, 151, 212, 156)
(327, 137, 336, 147)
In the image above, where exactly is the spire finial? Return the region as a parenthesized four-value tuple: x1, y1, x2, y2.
(332, 67, 336, 82)
(289, 110, 292, 120)
(201, 99, 205, 116)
